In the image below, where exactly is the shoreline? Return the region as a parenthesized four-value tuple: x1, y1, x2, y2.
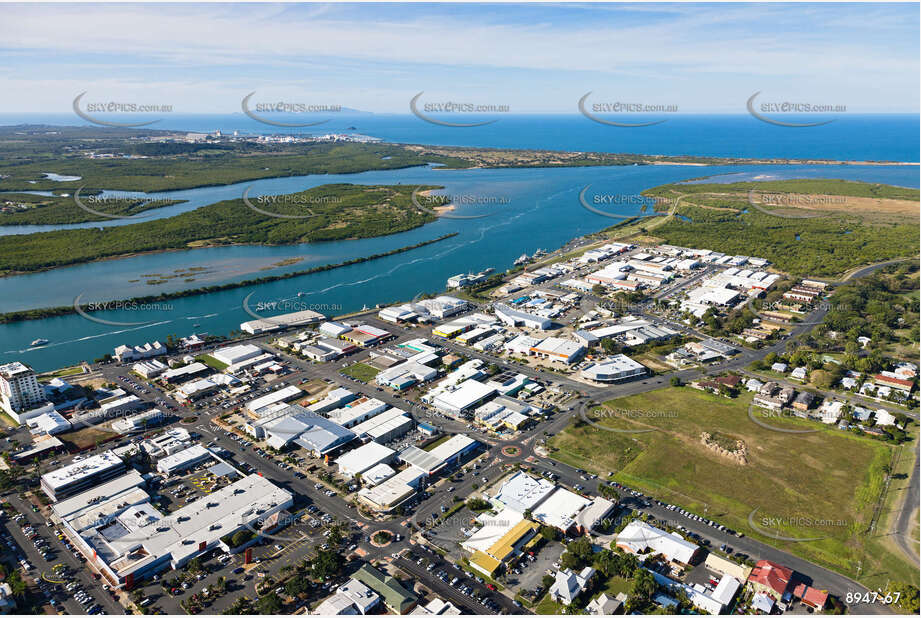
(0, 233, 458, 324)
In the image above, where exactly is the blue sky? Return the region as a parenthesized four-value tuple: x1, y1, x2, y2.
(1, 2, 918, 113)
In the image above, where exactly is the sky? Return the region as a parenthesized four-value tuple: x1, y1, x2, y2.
(1, 2, 918, 114)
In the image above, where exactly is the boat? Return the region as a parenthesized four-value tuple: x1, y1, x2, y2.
(514, 254, 530, 266)
(31, 338, 49, 347)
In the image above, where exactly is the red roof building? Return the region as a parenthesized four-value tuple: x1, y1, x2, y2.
(873, 374, 914, 392)
(793, 584, 828, 610)
(748, 560, 793, 599)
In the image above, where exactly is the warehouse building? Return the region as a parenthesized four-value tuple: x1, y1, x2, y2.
(399, 434, 480, 475)
(352, 407, 414, 443)
(210, 343, 263, 367)
(336, 442, 396, 479)
(327, 397, 388, 428)
(529, 337, 585, 364)
(240, 308, 325, 334)
(581, 355, 647, 382)
(493, 303, 552, 330)
(245, 385, 304, 416)
(432, 379, 497, 416)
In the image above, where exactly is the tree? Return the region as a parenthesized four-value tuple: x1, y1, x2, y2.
(539, 525, 559, 542)
(256, 592, 282, 614)
(311, 548, 342, 580)
(541, 574, 555, 589)
(669, 376, 682, 387)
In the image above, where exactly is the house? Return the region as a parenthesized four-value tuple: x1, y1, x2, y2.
(792, 391, 814, 412)
(790, 366, 808, 381)
(793, 584, 828, 610)
(839, 377, 857, 390)
(751, 592, 775, 614)
(874, 373, 914, 393)
(770, 362, 788, 373)
(586, 592, 626, 615)
(549, 567, 595, 605)
(616, 520, 699, 565)
(747, 560, 793, 600)
(745, 378, 764, 392)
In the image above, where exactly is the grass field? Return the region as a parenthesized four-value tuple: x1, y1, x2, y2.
(547, 387, 918, 589)
(196, 354, 229, 371)
(341, 362, 380, 382)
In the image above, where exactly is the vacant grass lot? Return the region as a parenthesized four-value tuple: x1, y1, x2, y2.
(547, 387, 916, 587)
(341, 362, 380, 382)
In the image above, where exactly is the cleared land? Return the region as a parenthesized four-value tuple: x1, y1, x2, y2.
(547, 387, 917, 590)
(340, 362, 380, 383)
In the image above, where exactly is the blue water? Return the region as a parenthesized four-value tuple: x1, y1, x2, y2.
(1, 162, 917, 371)
(1, 113, 917, 162)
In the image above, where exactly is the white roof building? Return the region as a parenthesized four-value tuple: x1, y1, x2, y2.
(156, 444, 213, 475)
(246, 385, 303, 415)
(581, 355, 647, 382)
(549, 567, 595, 605)
(211, 344, 263, 367)
(492, 472, 555, 514)
(616, 520, 698, 564)
(432, 379, 497, 415)
(532, 487, 592, 531)
(336, 442, 396, 479)
(327, 398, 388, 428)
(361, 463, 397, 486)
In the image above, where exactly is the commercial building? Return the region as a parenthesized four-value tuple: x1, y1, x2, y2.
(211, 343, 263, 367)
(529, 337, 585, 364)
(492, 472, 555, 514)
(357, 467, 426, 512)
(327, 397, 388, 428)
(432, 379, 497, 416)
(581, 355, 647, 382)
(41, 451, 127, 501)
(350, 564, 418, 614)
(416, 296, 468, 319)
(57, 472, 292, 588)
(375, 362, 438, 391)
(342, 324, 392, 347)
(160, 362, 210, 385)
(113, 341, 166, 363)
(112, 409, 167, 434)
(132, 359, 169, 379)
(25, 410, 71, 436)
(248, 404, 356, 454)
(575, 498, 616, 533)
(469, 519, 540, 577)
(399, 434, 480, 475)
(336, 442, 396, 479)
(156, 444, 213, 476)
(240, 308, 325, 335)
(616, 520, 699, 565)
(493, 303, 551, 330)
(245, 385, 304, 416)
(549, 567, 595, 605)
(532, 487, 592, 532)
(361, 463, 397, 486)
(314, 578, 381, 615)
(351, 407, 413, 443)
(0, 361, 50, 422)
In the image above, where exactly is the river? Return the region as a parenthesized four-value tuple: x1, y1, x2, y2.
(1, 163, 917, 370)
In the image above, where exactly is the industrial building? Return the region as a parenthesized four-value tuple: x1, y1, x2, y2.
(581, 355, 647, 382)
(432, 379, 497, 416)
(327, 397, 388, 428)
(335, 442, 396, 479)
(399, 434, 480, 475)
(493, 303, 552, 330)
(240, 308, 325, 335)
(245, 385, 304, 416)
(351, 407, 414, 443)
(468, 519, 540, 577)
(357, 467, 426, 512)
(528, 337, 585, 364)
(210, 343, 263, 368)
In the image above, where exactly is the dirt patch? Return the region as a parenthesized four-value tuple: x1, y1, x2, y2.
(701, 431, 748, 465)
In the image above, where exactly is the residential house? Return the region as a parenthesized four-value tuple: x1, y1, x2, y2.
(586, 592, 627, 615)
(747, 560, 793, 600)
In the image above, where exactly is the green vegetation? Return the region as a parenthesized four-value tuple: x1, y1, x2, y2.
(0, 190, 184, 225)
(0, 233, 455, 323)
(642, 179, 919, 277)
(547, 387, 917, 590)
(0, 183, 439, 274)
(340, 362, 380, 382)
(811, 262, 920, 364)
(197, 354, 229, 371)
